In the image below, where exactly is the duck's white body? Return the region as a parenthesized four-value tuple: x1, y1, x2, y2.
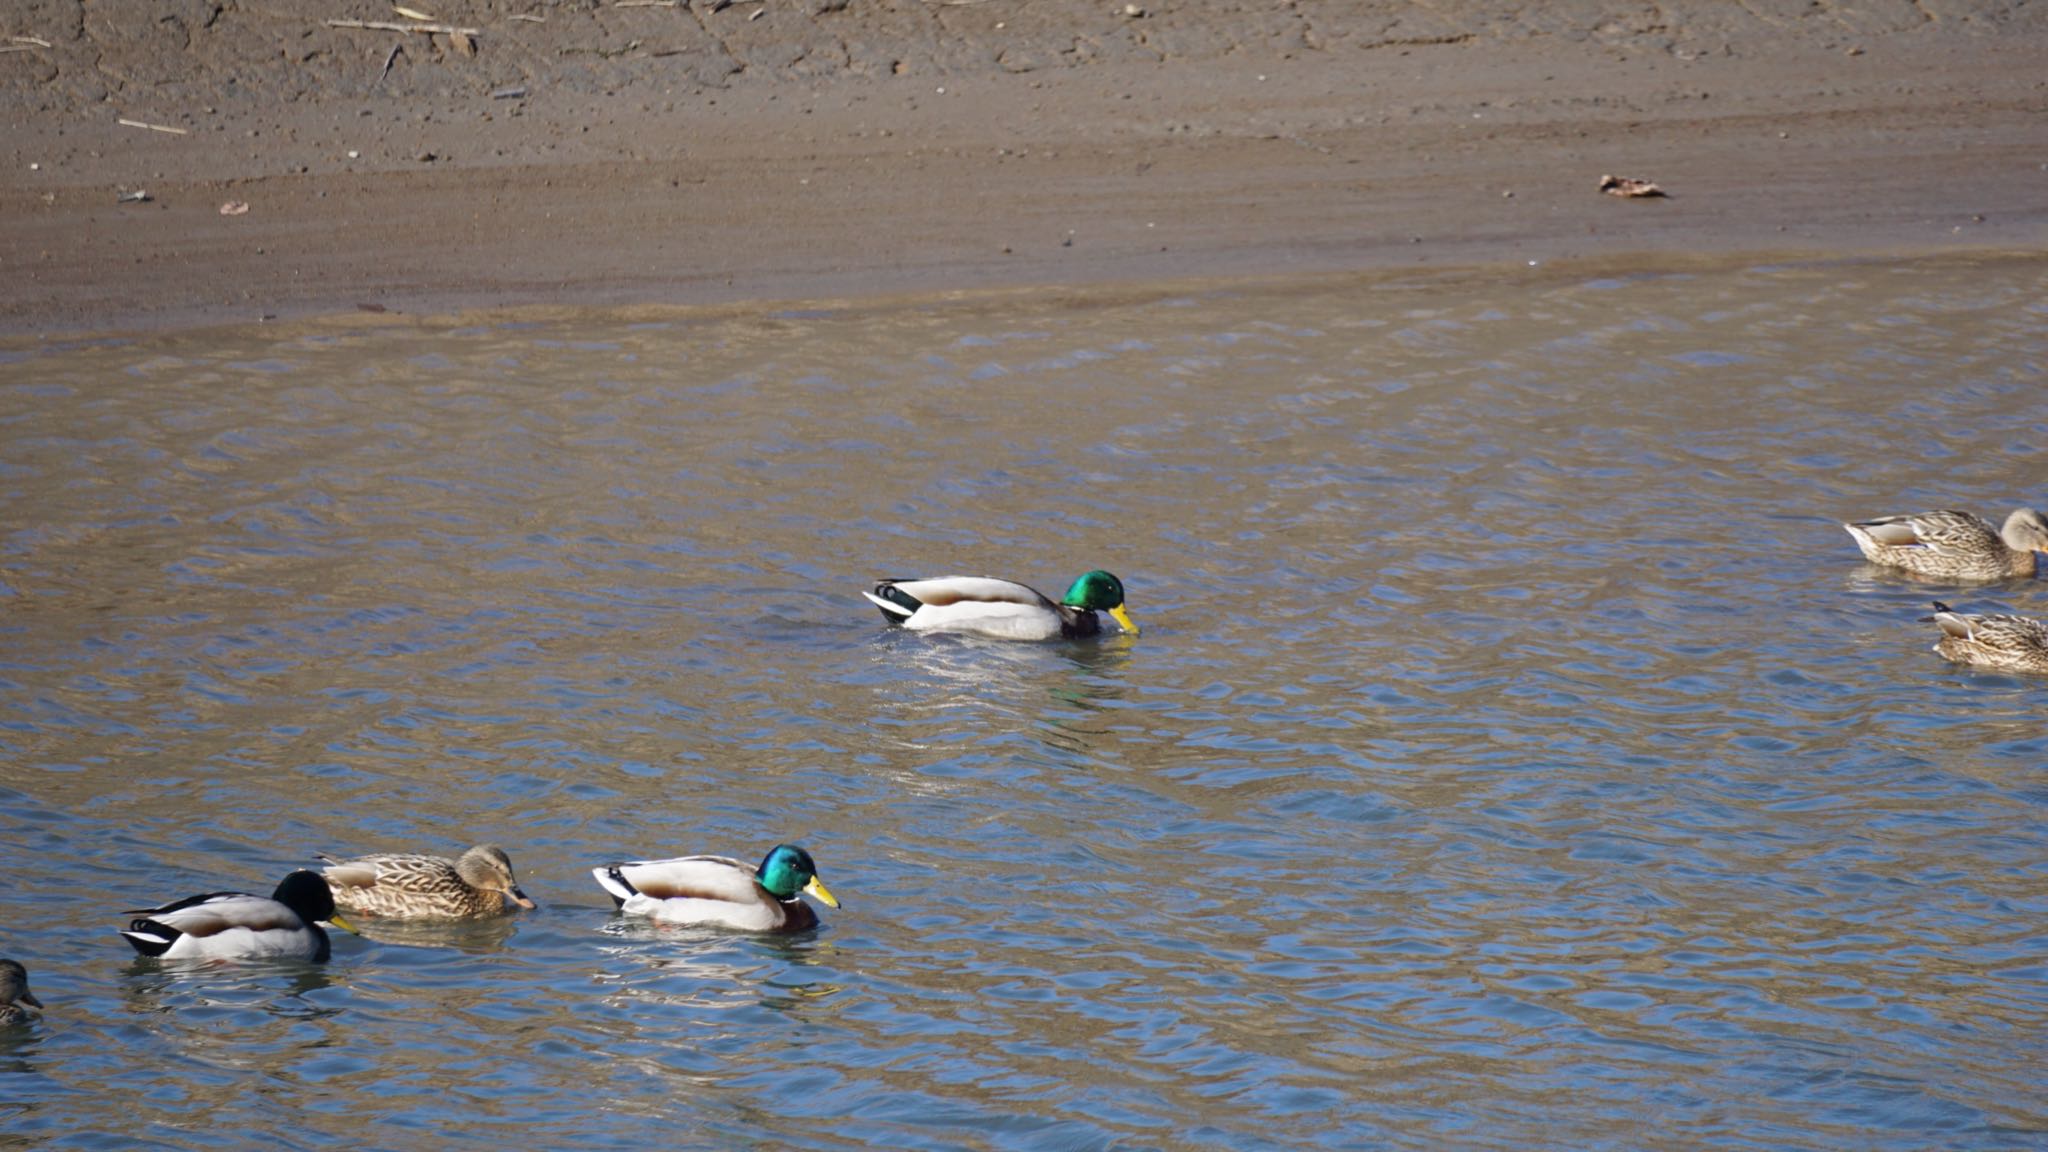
(865, 579, 1065, 639)
(122, 891, 333, 962)
(864, 575, 1131, 641)
(594, 855, 820, 933)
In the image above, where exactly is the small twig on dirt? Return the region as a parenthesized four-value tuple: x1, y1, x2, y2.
(117, 117, 188, 135)
(0, 45, 39, 53)
(509, 13, 546, 21)
(10, 35, 54, 47)
(614, 1, 678, 6)
(325, 18, 483, 36)
(376, 41, 403, 85)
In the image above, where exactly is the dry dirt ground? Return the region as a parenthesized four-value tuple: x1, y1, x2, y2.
(1, 0, 2044, 335)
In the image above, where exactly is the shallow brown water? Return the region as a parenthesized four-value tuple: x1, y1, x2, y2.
(1, 255, 2045, 1150)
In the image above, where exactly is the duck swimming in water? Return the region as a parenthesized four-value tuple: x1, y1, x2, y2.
(0, 960, 42, 1025)
(318, 844, 536, 919)
(594, 844, 838, 933)
(121, 870, 354, 962)
(862, 570, 1138, 641)
(1921, 601, 2048, 674)
(1844, 508, 2048, 580)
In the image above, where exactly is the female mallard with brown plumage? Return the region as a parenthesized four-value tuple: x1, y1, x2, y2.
(318, 844, 536, 919)
(1844, 507, 2048, 580)
(1922, 601, 2048, 674)
(862, 570, 1138, 641)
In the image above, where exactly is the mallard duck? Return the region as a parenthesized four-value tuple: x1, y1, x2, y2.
(1844, 508, 2048, 580)
(1922, 601, 2048, 674)
(1599, 173, 1667, 198)
(121, 870, 354, 962)
(318, 844, 536, 919)
(0, 960, 42, 1025)
(593, 844, 839, 933)
(862, 570, 1139, 640)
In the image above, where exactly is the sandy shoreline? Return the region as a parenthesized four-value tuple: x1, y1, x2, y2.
(2, 1, 2044, 339)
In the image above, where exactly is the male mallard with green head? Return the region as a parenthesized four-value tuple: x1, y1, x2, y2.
(862, 570, 1139, 641)
(594, 844, 838, 933)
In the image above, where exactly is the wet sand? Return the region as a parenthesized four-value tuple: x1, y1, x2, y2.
(1, 1, 2044, 337)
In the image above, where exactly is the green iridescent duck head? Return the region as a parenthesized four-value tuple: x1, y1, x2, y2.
(757, 844, 840, 908)
(1061, 570, 1138, 635)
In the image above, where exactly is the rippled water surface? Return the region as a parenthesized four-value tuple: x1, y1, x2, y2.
(2, 256, 2045, 1150)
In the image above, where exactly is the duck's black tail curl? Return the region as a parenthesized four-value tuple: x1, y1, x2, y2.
(864, 581, 922, 622)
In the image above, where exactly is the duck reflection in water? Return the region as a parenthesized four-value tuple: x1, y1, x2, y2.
(591, 932, 845, 1020)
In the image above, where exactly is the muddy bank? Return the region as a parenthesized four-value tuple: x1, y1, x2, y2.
(1, 1, 2044, 336)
